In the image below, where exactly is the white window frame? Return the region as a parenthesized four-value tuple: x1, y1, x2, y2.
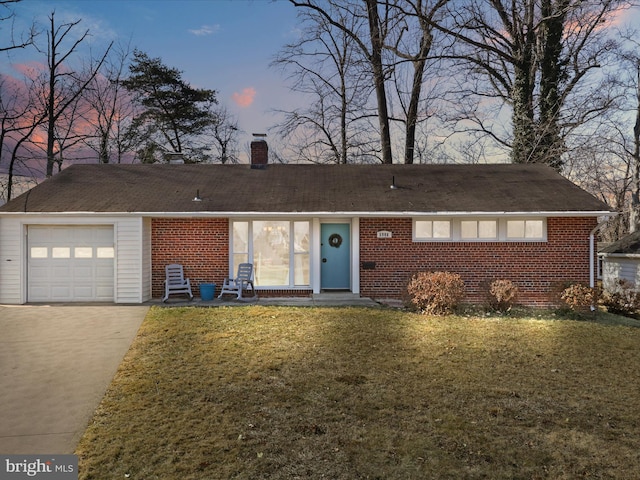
(505, 218, 546, 241)
(413, 219, 452, 241)
(460, 219, 498, 240)
(230, 219, 311, 288)
(413, 217, 547, 242)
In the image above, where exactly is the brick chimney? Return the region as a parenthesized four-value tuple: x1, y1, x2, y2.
(250, 133, 268, 169)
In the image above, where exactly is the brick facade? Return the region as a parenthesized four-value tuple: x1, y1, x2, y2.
(151, 218, 313, 298)
(151, 218, 229, 298)
(359, 217, 597, 306)
(151, 216, 597, 306)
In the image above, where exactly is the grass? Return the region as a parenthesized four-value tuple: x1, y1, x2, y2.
(75, 306, 640, 479)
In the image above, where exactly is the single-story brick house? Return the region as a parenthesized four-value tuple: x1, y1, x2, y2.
(0, 140, 613, 306)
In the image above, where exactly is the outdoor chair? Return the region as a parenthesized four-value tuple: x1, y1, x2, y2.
(218, 263, 257, 301)
(162, 264, 193, 302)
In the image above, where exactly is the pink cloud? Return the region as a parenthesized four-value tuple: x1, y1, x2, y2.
(232, 87, 256, 107)
(12, 61, 46, 80)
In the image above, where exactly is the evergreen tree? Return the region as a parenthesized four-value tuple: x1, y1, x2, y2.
(122, 50, 218, 163)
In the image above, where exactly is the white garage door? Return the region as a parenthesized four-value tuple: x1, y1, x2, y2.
(28, 225, 115, 302)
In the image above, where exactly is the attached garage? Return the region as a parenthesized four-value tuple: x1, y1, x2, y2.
(27, 225, 115, 302)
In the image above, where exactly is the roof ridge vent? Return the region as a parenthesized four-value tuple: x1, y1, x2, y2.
(167, 152, 185, 164)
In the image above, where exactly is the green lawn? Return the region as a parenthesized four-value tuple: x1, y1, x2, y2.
(76, 306, 640, 479)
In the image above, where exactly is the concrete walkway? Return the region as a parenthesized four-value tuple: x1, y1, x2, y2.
(155, 292, 387, 308)
(0, 305, 148, 454)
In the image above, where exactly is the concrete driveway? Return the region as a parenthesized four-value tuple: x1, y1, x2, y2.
(0, 305, 148, 454)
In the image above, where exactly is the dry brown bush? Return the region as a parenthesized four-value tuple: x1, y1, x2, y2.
(561, 283, 596, 313)
(487, 279, 519, 312)
(406, 271, 465, 315)
(602, 279, 640, 316)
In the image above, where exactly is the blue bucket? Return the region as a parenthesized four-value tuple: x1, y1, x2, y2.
(200, 283, 216, 301)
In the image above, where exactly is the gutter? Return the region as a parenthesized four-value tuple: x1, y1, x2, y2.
(0, 210, 614, 218)
(599, 253, 640, 259)
(590, 214, 618, 310)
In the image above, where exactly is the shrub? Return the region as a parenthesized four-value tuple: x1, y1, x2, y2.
(487, 279, 519, 312)
(406, 271, 465, 315)
(560, 284, 596, 312)
(601, 279, 640, 316)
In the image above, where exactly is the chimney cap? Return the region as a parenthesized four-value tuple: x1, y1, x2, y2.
(252, 133, 267, 138)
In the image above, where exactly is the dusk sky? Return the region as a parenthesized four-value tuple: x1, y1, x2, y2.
(1, 0, 302, 150)
(2, 0, 639, 166)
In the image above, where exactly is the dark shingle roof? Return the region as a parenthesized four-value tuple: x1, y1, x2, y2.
(0, 163, 611, 215)
(600, 231, 640, 255)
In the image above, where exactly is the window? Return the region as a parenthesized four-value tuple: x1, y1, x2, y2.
(96, 247, 115, 258)
(231, 220, 310, 288)
(413, 217, 546, 242)
(52, 247, 70, 258)
(461, 220, 497, 239)
(506, 219, 544, 240)
(30, 247, 48, 258)
(253, 220, 290, 285)
(294, 221, 310, 285)
(414, 220, 451, 240)
(232, 221, 249, 270)
(74, 247, 93, 258)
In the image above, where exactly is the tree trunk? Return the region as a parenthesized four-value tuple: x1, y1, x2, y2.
(365, 0, 393, 164)
(404, 23, 431, 165)
(630, 64, 640, 232)
(510, 64, 536, 164)
(509, 1, 537, 165)
(46, 14, 57, 177)
(538, 0, 569, 171)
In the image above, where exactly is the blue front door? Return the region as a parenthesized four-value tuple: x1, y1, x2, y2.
(321, 223, 350, 290)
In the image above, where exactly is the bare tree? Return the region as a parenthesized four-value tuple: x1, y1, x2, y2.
(208, 106, 240, 164)
(290, 0, 394, 163)
(384, 0, 450, 164)
(562, 25, 639, 240)
(0, 72, 48, 201)
(0, 0, 36, 53)
(427, 0, 628, 169)
(273, 3, 378, 163)
(81, 42, 136, 163)
(364, 0, 393, 163)
(565, 128, 631, 241)
(632, 62, 640, 230)
(618, 32, 640, 231)
(38, 11, 112, 176)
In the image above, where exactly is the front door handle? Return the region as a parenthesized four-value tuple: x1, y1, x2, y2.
(322, 258, 327, 263)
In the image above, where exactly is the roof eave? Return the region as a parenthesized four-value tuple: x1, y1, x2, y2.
(0, 210, 615, 217)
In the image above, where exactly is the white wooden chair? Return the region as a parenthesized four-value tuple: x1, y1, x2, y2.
(162, 264, 193, 302)
(218, 263, 257, 301)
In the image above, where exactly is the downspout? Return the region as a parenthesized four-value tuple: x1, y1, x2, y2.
(590, 215, 616, 310)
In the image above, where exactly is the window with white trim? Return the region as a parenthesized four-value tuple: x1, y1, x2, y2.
(413, 217, 546, 242)
(461, 220, 497, 239)
(414, 220, 451, 240)
(506, 219, 544, 240)
(231, 220, 310, 288)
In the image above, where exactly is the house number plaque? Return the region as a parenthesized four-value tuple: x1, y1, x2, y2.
(377, 231, 392, 239)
